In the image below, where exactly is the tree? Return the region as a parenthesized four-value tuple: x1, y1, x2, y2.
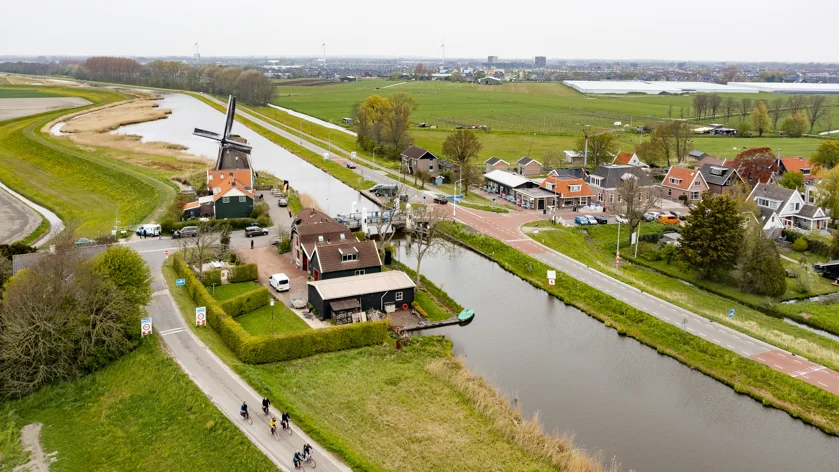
(353, 94, 417, 160)
(816, 166, 839, 218)
(442, 130, 483, 196)
(92, 246, 153, 309)
(751, 102, 770, 137)
(616, 175, 660, 236)
(678, 193, 744, 279)
(738, 98, 753, 122)
(777, 171, 804, 191)
(693, 94, 708, 119)
(807, 95, 829, 134)
(723, 96, 737, 123)
(768, 98, 786, 131)
(736, 120, 752, 138)
(733, 148, 779, 186)
(812, 140, 839, 171)
(793, 261, 817, 294)
(708, 94, 722, 119)
(792, 237, 808, 252)
(405, 205, 456, 286)
(666, 121, 693, 164)
(781, 111, 809, 137)
(0, 256, 11, 293)
(575, 132, 618, 171)
(177, 222, 230, 279)
(737, 223, 786, 297)
(787, 94, 807, 114)
(830, 231, 839, 260)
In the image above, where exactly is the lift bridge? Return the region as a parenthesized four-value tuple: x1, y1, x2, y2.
(334, 208, 430, 233)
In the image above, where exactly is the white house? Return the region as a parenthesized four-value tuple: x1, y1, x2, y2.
(747, 183, 830, 234)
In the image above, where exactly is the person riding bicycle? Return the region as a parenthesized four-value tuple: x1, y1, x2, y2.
(261, 397, 271, 414)
(281, 411, 290, 430)
(240, 401, 249, 419)
(293, 450, 303, 469)
(302, 443, 312, 461)
(269, 416, 278, 435)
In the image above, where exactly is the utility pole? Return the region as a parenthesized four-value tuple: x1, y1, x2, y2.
(270, 298, 275, 335)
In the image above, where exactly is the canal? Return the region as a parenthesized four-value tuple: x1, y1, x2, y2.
(118, 92, 839, 472)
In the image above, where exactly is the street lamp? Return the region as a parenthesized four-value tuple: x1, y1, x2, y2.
(270, 298, 275, 335)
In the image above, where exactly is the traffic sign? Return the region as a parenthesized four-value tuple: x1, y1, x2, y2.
(728, 309, 735, 319)
(196, 306, 207, 326)
(175, 278, 186, 286)
(547, 270, 556, 286)
(351, 151, 357, 159)
(141, 317, 152, 336)
(164, 249, 170, 258)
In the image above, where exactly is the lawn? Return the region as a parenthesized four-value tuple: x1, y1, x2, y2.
(414, 291, 450, 322)
(235, 303, 311, 336)
(775, 300, 839, 337)
(210, 281, 261, 301)
(0, 87, 63, 98)
(0, 336, 275, 472)
(525, 222, 839, 372)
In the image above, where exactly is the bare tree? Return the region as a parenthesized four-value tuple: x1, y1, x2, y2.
(442, 129, 483, 196)
(405, 204, 456, 286)
(708, 94, 722, 119)
(575, 132, 618, 171)
(787, 95, 807, 114)
(370, 183, 411, 258)
(616, 175, 661, 236)
(723, 96, 737, 123)
(739, 98, 753, 122)
(177, 222, 230, 279)
(807, 95, 829, 134)
(768, 98, 786, 131)
(666, 121, 693, 164)
(692, 94, 708, 120)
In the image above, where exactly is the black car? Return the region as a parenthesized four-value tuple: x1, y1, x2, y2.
(245, 226, 268, 237)
(594, 215, 608, 224)
(669, 210, 683, 220)
(344, 161, 356, 169)
(433, 195, 448, 204)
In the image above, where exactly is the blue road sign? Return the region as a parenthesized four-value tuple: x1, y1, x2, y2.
(728, 309, 735, 319)
(176, 278, 186, 286)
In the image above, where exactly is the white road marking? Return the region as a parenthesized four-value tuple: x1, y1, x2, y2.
(712, 338, 720, 343)
(774, 364, 784, 369)
(792, 359, 803, 365)
(757, 358, 766, 362)
(726, 344, 735, 349)
(777, 353, 787, 358)
(662, 316, 670, 321)
(686, 327, 694, 332)
(745, 340, 754, 345)
(741, 351, 750, 356)
(699, 333, 707, 338)
(818, 382, 828, 387)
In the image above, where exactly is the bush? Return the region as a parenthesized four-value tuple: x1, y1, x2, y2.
(229, 264, 258, 283)
(202, 269, 222, 287)
(250, 202, 270, 219)
(783, 230, 831, 257)
(353, 231, 366, 241)
(793, 237, 809, 252)
(411, 301, 428, 319)
(221, 286, 270, 317)
(639, 233, 663, 244)
(277, 238, 291, 254)
(167, 218, 259, 233)
(256, 215, 272, 228)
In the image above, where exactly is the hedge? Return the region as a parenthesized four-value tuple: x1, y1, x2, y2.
(229, 264, 258, 283)
(202, 269, 222, 287)
(161, 217, 268, 234)
(238, 320, 389, 364)
(221, 286, 270, 317)
(782, 228, 831, 257)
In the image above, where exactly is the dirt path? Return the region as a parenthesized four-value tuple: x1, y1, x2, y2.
(0, 185, 41, 244)
(13, 423, 55, 472)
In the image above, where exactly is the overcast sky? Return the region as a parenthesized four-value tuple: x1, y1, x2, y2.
(4, 0, 836, 63)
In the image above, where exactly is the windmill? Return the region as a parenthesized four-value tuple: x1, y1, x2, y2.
(192, 96, 252, 171)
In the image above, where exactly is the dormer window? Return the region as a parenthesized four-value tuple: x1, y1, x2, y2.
(318, 235, 324, 242)
(220, 173, 225, 179)
(339, 233, 346, 240)
(339, 248, 358, 262)
(802, 168, 810, 175)
(709, 166, 725, 176)
(569, 185, 581, 192)
(669, 178, 682, 185)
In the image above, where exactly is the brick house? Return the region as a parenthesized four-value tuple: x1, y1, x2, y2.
(586, 165, 655, 207)
(659, 167, 708, 202)
(698, 164, 745, 194)
(290, 208, 355, 272)
(401, 145, 438, 175)
(539, 175, 595, 208)
(309, 239, 382, 281)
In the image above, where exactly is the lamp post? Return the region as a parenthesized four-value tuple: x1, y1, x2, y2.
(270, 298, 275, 335)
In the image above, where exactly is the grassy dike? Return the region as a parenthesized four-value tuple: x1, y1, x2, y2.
(162, 257, 615, 472)
(0, 336, 275, 471)
(440, 223, 839, 436)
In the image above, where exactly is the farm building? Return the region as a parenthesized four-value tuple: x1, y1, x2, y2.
(484, 157, 510, 173)
(563, 80, 758, 95)
(516, 157, 542, 177)
(478, 77, 502, 85)
(307, 271, 416, 320)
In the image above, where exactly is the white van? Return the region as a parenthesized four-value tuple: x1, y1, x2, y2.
(136, 224, 162, 237)
(268, 273, 290, 292)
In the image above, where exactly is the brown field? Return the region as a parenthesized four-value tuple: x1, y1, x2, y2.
(61, 100, 170, 133)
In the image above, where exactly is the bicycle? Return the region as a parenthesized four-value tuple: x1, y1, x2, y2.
(271, 426, 280, 441)
(303, 453, 316, 468)
(240, 411, 253, 425)
(282, 420, 293, 436)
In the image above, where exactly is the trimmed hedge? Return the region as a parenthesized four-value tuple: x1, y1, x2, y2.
(411, 300, 428, 319)
(238, 321, 389, 364)
(229, 264, 258, 283)
(202, 269, 222, 287)
(782, 229, 831, 257)
(221, 286, 270, 317)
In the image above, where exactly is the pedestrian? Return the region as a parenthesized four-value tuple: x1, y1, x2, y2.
(142, 229, 147, 239)
(423, 196, 427, 206)
(250, 239, 254, 250)
(288, 209, 292, 218)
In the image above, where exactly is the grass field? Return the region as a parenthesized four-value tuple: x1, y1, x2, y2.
(0, 337, 275, 472)
(0, 87, 63, 98)
(210, 281, 261, 301)
(234, 303, 311, 336)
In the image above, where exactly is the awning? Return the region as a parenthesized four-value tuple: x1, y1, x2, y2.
(329, 297, 361, 312)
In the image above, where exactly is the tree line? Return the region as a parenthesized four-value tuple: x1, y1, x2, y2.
(692, 93, 833, 135)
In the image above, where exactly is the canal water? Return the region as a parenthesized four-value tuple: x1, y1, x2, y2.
(112, 92, 375, 216)
(119, 93, 839, 471)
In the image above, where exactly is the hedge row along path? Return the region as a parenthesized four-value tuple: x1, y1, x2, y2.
(137, 246, 351, 472)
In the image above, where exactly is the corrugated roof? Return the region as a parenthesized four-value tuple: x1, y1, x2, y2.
(484, 169, 530, 188)
(309, 271, 415, 300)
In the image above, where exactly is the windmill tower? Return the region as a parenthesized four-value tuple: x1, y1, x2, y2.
(193, 38, 200, 62)
(192, 96, 252, 172)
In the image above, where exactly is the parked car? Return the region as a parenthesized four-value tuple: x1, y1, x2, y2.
(135, 223, 161, 237)
(245, 226, 268, 237)
(433, 195, 448, 204)
(75, 237, 93, 246)
(657, 214, 681, 225)
(584, 215, 598, 225)
(395, 193, 409, 203)
(594, 215, 608, 224)
(574, 215, 589, 225)
(172, 225, 198, 239)
(277, 196, 289, 207)
(669, 210, 683, 220)
(268, 273, 290, 292)
(344, 161, 356, 169)
(615, 214, 629, 224)
(643, 212, 661, 222)
(369, 183, 398, 197)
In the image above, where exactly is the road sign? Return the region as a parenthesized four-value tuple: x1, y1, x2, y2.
(728, 309, 735, 319)
(616, 251, 621, 265)
(351, 151, 357, 159)
(175, 278, 186, 286)
(164, 249, 169, 258)
(323, 152, 329, 161)
(141, 317, 152, 336)
(547, 270, 556, 286)
(196, 306, 207, 326)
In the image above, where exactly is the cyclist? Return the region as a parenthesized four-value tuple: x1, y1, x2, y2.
(293, 450, 303, 469)
(240, 401, 249, 420)
(269, 416, 278, 436)
(302, 443, 313, 461)
(261, 397, 271, 414)
(281, 411, 290, 430)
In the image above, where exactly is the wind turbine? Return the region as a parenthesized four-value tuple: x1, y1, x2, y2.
(321, 38, 327, 66)
(193, 37, 200, 62)
(440, 38, 445, 69)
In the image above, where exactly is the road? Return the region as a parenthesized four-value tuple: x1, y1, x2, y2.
(0, 181, 64, 247)
(129, 236, 349, 472)
(0, 184, 41, 245)
(218, 98, 839, 397)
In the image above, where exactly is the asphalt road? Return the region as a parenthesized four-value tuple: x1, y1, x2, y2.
(130, 237, 350, 472)
(0, 185, 41, 245)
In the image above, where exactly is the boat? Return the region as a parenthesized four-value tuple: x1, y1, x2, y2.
(457, 309, 475, 324)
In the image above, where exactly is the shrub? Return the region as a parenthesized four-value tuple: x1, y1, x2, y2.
(229, 263, 258, 283)
(793, 237, 809, 252)
(256, 215, 272, 228)
(221, 287, 270, 317)
(411, 301, 428, 319)
(639, 233, 663, 244)
(202, 269, 222, 287)
(250, 202, 270, 219)
(277, 238, 291, 254)
(167, 218, 258, 233)
(353, 231, 366, 241)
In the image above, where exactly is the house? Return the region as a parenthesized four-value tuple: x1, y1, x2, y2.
(659, 167, 708, 202)
(779, 156, 823, 185)
(307, 271, 416, 320)
(213, 177, 255, 219)
(516, 157, 542, 177)
(586, 165, 655, 207)
(290, 208, 356, 271)
(308, 239, 382, 281)
(183, 195, 215, 219)
(563, 150, 581, 163)
(547, 167, 587, 179)
(747, 183, 830, 233)
(694, 156, 726, 170)
(612, 151, 649, 168)
(208, 169, 253, 192)
(478, 76, 502, 85)
(688, 150, 708, 161)
(539, 175, 595, 208)
(483, 169, 535, 197)
(698, 164, 745, 194)
(485, 157, 510, 173)
(401, 145, 438, 175)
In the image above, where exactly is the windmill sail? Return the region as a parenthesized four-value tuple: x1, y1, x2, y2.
(192, 95, 252, 170)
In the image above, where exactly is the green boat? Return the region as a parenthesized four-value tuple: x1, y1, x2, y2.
(457, 309, 475, 323)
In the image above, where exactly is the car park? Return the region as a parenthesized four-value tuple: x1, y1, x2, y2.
(657, 214, 681, 224)
(594, 215, 608, 224)
(574, 215, 589, 225)
(245, 226, 268, 237)
(268, 273, 290, 292)
(584, 215, 598, 225)
(433, 195, 448, 204)
(344, 161, 356, 169)
(172, 225, 198, 238)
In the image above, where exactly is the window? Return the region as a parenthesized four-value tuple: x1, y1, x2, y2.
(691, 191, 700, 200)
(579, 197, 587, 204)
(598, 192, 603, 201)
(756, 198, 779, 209)
(395, 292, 403, 302)
(569, 185, 582, 192)
(791, 202, 800, 211)
(668, 188, 672, 196)
(802, 168, 811, 175)
(694, 180, 700, 186)
(590, 177, 602, 187)
(318, 235, 324, 242)
(609, 193, 614, 203)
(222, 196, 229, 203)
(341, 253, 358, 262)
(220, 173, 225, 179)
(354, 269, 365, 276)
(669, 178, 682, 185)
(339, 233, 346, 240)
(239, 196, 246, 203)
(213, 187, 220, 194)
